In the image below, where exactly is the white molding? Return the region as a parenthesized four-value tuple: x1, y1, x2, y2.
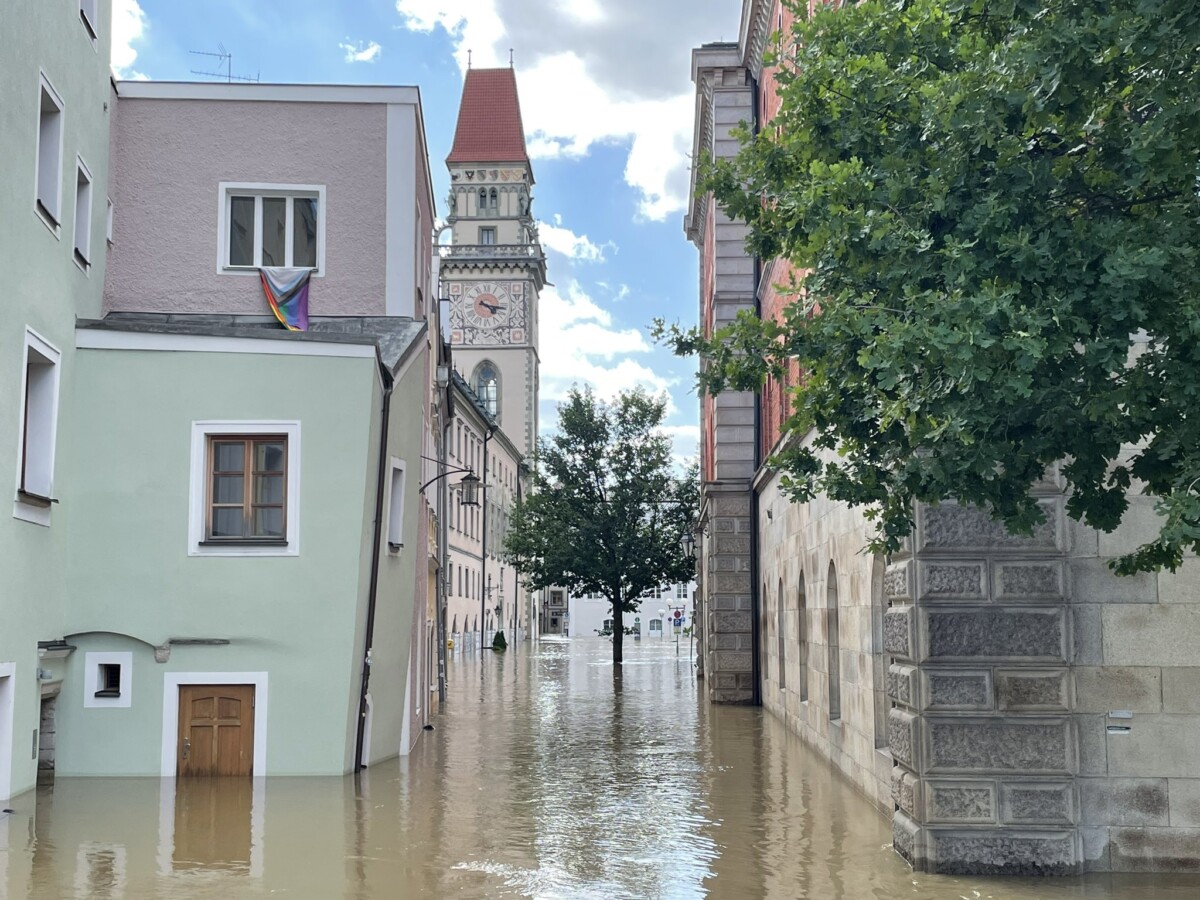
(82, 651, 133, 709)
(0, 663, 14, 802)
(188, 421, 301, 557)
(35, 71, 65, 233)
(216, 182, 326, 276)
(387, 458, 407, 552)
(13, 327, 61, 527)
(385, 104, 416, 316)
(73, 155, 94, 271)
(118, 81, 420, 105)
(76, 328, 376, 359)
(159, 672, 269, 777)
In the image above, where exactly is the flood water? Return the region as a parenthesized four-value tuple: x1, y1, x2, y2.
(3, 637, 1198, 898)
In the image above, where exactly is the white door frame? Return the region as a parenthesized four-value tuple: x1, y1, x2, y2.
(0, 663, 14, 802)
(160, 672, 269, 777)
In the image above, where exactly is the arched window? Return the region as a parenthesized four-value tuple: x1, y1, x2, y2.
(827, 561, 841, 721)
(798, 571, 808, 702)
(474, 362, 499, 419)
(477, 188, 486, 212)
(488, 187, 498, 211)
(778, 578, 786, 691)
(451, 615, 457, 634)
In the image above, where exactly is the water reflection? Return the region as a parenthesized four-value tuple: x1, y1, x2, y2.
(3, 638, 1199, 897)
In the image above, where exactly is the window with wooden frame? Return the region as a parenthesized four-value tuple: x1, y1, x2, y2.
(205, 436, 288, 542)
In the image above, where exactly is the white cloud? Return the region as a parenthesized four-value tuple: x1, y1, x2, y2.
(394, 0, 733, 221)
(339, 39, 382, 64)
(537, 220, 612, 262)
(111, 0, 148, 80)
(539, 282, 675, 407)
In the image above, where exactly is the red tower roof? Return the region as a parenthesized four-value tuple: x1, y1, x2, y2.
(447, 68, 530, 167)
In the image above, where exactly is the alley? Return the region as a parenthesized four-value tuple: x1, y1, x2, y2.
(0, 638, 1195, 898)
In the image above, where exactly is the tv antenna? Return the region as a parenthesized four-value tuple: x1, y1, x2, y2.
(189, 44, 260, 83)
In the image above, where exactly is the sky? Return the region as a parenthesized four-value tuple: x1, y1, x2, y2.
(111, 0, 743, 463)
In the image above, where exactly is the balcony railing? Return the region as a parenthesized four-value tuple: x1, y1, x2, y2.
(438, 243, 545, 261)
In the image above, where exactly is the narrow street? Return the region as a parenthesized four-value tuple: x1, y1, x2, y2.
(3, 638, 1197, 898)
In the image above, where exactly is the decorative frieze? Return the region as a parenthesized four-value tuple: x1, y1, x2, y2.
(917, 500, 1062, 553)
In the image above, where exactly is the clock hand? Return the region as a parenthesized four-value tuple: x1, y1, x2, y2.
(481, 301, 504, 314)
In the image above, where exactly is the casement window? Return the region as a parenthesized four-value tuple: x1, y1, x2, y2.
(15, 329, 61, 524)
(676, 584, 688, 599)
(80, 0, 98, 41)
(189, 421, 300, 556)
(387, 459, 406, 552)
(35, 75, 64, 228)
(74, 158, 93, 269)
(206, 436, 287, 541)
(83, 652, 132, 709)
(218, 183, 325, 274)
(479, 227, 496, 245)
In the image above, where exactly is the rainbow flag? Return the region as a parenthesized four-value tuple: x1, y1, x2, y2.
(260, 267, 311, 331)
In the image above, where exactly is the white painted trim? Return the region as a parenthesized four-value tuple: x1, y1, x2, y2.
(156, 772, 265, 878)
(159, 672, 269, 777)
(399, 651, 413, 756)
(216, 182, 326, 276)
(13, 327, 62, 527)
(82, 651, 133, 708)
(361, 693, 374, 766)
(385, 104, 416, 316)
(188, 421, 301, 557)
(73, 155, 94, 271)
(387, 458, 407, 552)
(118, 81, 421, 105)
(76, 328, 377, 359)
(34, 72, 65, 233)
(0, 663, 14, 802)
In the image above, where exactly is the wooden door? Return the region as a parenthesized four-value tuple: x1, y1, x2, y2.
(177, 684, 254, 777)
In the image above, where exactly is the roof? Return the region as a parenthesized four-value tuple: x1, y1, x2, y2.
(446, 68, 530, 167)
(79, 313, 427, 375)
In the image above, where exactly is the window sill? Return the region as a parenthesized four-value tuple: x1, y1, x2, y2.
(74, 249, 91, 273)
(220, 264, 322, 277)
(17, 490, 57, 508)
(200, 538, 288, 547)
(35, 200, 61, 237)
(93, 689, 120, 699)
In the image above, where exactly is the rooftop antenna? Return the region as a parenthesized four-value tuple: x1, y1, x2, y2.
(509, 48, 514, 67)
(467, 49, 472, 68)
(189, 44, 260, 83)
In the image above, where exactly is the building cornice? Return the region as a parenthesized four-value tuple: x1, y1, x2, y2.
(738, 0, 775, 79)
(115, 81, 421, 106)
(684, 44, 743, 246)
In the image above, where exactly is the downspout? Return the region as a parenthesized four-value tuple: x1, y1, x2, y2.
(437, 396, 451, 705)
(479, 427, 495, 651)
(748, 68, 763, 707)
(355, 365, 394, 770)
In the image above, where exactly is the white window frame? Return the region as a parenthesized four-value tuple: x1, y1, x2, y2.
(216, 182, 326, 276)
(14, 328, 62, 527)
(35, 73, 65, 233)
(479, 226, 496, 245)
(106, 197, 114, 244)
(387, 458, 407, 552)
(188, 420, 301, 557)
(73, 157, 94, 270)
(83, 651, 132, 709)
(79, 0, 99, 44)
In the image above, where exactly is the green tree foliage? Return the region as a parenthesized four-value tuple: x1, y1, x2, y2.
(504, 388, 698, 665)
(658, 0, 1200, 573)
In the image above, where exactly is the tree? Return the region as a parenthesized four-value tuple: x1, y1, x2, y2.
(504, 387, 698, 665)
(658, 0, 1200, 574)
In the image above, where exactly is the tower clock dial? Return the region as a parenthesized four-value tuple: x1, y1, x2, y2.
(463, 282, 512, 328)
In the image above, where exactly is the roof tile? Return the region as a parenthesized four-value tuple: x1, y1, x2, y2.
(447, 68, 530, 167)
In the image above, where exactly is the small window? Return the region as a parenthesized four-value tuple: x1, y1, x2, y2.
(220, 183, 324, 273)
(106, 198, 113, 244)
(206, 436, 287, 542)
(488, 188, 498, 211)
(649, 619, 662, 632)
(80, 0, 98, 41)
(387, 459, 406, 551)
(73, 159, 93, 268)
(95, 664, 121, 698)
(676, 584, 688, 599)
(475, 362, 499, 417)
(36, 76, 64, 227)
(479, 227, 496, 245)
(17, 330, 62, 510)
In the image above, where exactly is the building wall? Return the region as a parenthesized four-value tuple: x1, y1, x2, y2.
(56, 344, 380, 776)
(104, 95, 389, 317)
(0, 0, 112, 801)
(568, 583, 696, 641)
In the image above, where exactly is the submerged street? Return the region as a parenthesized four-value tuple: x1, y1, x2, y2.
(2, 638, 1197, 898)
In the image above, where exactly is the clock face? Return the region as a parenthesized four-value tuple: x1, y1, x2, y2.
(463, 282, 511, 328)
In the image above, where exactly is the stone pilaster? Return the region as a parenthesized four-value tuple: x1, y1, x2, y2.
(701, 483, 756, 703)
(887, 484, 1081, 874)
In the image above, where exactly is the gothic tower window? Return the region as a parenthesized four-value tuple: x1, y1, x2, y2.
(488, 188, 498, 212)
(478, 188, 487, 213)
(475, 362, 500, 419)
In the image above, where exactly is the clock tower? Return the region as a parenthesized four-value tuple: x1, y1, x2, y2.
(443, 67, 546, 457)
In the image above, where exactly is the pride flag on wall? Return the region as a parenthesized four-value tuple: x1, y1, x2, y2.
(260, 267, 311, 331)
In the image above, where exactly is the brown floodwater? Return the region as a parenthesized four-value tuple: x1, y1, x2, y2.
(3, 637, 1198, 898)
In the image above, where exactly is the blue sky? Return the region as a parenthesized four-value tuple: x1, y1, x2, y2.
(111, 0, 742, 462)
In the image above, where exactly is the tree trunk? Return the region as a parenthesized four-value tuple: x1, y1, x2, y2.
(612, 592, 624, 665)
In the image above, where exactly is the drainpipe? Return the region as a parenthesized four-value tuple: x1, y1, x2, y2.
(479, 427, 495, 652)
(355, 367, 393, 770)
(437, 396, 451, 705)
(748, 69, 763, 707)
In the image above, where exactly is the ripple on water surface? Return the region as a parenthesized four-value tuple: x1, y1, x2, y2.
(6, 638, 1200, 898)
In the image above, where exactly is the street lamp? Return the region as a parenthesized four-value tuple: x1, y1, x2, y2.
(658, 608, 666, 640)
(680, 530, 696, 559)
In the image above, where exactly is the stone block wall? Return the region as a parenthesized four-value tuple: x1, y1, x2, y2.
(700, 485, 756, 704)
(757, 468, 893, 812)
